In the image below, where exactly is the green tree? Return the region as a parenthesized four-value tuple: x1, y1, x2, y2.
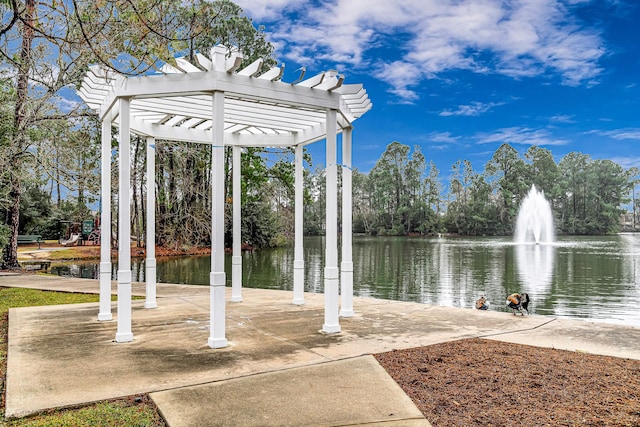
(463, 173, 497, 236)
(484, 143, 526, 233)
(403, 146, 430, 233)
(445, 159, 465, 234)
(445, 159, 479, 235)
(352, 168, 372, 233)
(424, 160, 443, 233)
(304, 167, 325, 235)
(557, 152, 590, 233)
(589, 159, 629, 234)
(627, 167, 640, 231)
(1, 0, 35, 267)
(0, 75, 15, 231)
(0, 0, 122, 267)
(523, 146, 560, 202)
(369, 142, 411, 233)
(367, 142, 436, 235)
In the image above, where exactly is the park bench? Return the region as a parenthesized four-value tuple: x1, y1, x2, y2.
(17, 234, 44, 249)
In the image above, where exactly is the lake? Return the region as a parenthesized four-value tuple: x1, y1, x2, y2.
(50, 234, 640, 326)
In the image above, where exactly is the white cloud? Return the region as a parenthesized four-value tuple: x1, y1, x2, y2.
(54, 96, 81, 112)
(594, 128, 640, 141)
(477, 127, 569, 146)
(607, 156, 640, 170)
(439, 101, 505, 117)
(425, 131, 461, 144)
(549, 114, 576, 123)
(375, 60, 422, 103)
(245, 0, 606, 102)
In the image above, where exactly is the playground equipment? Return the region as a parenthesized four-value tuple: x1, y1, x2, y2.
(58, 218, 100, 246)
(60, 233, 80, 246)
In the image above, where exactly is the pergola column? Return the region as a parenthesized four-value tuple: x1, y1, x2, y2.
(208, 89, 228, 348)
(115, 97, 133, 342)
(340, 127, 355, 317)
(231, 145, 243, 302)
(322, 108, 340, 333)
(98, 119, 112, 321)
(292, 144, 305, 305)
(144, 136, 157, 309)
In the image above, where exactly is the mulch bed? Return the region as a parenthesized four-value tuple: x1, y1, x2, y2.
(375, 338, 640, 427)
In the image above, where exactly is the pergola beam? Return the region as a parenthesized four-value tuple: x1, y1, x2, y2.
(98, 71, 342, 122)
(132, 95, 327, 126)
(126, 115, 300, 146)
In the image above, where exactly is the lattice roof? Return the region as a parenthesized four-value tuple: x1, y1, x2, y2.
(78, 45, 372, 146)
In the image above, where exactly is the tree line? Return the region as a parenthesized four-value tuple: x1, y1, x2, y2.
(301, 141, 638, 237)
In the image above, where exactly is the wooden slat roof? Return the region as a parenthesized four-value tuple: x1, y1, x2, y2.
(78, 45, 372, 146)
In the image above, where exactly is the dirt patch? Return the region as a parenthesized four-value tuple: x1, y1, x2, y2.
(375, 338, 640, 427)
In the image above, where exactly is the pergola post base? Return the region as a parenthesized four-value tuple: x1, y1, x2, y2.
(322, 266, 341, 334)
(208, 272, 227, 349)
(144, 258, 158, 309)
(115, 278, 133, 343)
(231, 256, 243, 302)
(208, 338, 229, 349)
(98, 261, 112, 321)
(322, 323, 341, 334)
(292, 260, 305, 305)
(115, 332, 134, 342)
(98, 313, 113, 321)
(340, 261, 355, 317)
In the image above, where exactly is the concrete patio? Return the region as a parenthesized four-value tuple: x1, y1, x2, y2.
(3, 274, 639, 426)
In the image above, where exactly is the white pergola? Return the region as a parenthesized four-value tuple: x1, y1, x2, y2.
(78, 45, 372, 348)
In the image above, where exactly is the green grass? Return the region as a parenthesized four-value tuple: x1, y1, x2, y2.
(45, 249, 99, 261)
(0, 287, 164, 427)
(5, 399, 161, 427)
(0, 287, 102, 313)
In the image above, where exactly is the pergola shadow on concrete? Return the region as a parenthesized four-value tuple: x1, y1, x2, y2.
(78, 45, 371, 348)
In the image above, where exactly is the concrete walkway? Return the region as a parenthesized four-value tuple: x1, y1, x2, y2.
(3, 274, 640, 426)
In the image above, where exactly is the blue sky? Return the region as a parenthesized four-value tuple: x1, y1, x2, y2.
(235, 0, 640, 177)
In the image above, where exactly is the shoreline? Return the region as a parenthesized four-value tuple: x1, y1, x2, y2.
(16, 242, 212, 263)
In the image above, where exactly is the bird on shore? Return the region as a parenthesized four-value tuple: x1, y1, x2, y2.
(475, 295, 489, 310)
(506, 292, 530, 315)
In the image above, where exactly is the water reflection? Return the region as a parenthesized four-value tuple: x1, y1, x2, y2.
(49, 235, 640, 326)
(515, 243, 555, 296)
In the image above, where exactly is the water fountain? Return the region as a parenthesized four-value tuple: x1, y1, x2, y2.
(514, 185, 555, 244)
(514, 184, 556, 296)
